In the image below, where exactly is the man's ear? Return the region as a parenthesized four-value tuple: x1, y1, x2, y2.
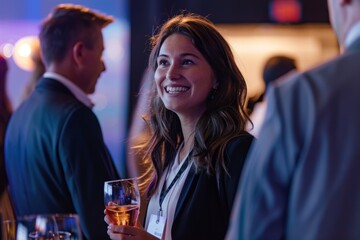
(73, 42, 84, 65)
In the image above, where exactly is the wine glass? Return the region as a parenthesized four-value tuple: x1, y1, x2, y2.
(52, 214, 82, 240)
(25, 214, 72, 240)
(104, 178, 140, 226)
(9, 215, 61, 240)
(2, 214, 76, 240)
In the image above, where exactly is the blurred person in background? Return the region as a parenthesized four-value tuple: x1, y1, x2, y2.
(4, 4, 118, 239)
(0, 54, 14, 222)
(227, 0, 360, 239)
(247, 55, 297, 137)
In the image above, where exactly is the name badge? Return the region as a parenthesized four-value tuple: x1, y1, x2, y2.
(147, 214, 166, 239)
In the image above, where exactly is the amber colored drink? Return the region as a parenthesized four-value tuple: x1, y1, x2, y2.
(106, 204, 139, 226)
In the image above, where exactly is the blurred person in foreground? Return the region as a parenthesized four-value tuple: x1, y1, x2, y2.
(4, 4, 118, 239)
(105, 13, 253, 240)
(0, 54, 14, 222)
(226, 0, 360, 239)
(247, 55, 297, 137)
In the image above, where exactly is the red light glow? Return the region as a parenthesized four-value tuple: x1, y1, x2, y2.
(270, 0, 302, 23)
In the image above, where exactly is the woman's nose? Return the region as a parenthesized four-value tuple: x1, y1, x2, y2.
(166, 64, 181, 80)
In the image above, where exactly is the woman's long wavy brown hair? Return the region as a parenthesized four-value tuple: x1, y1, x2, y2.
(140, 13, 250, 197)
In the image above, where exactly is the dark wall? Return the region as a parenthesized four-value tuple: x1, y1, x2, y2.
(128, 0, 329, 126)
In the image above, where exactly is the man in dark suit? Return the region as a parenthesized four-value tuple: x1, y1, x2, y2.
(227, 0, 360, 239)
(5, 4, 118, 239)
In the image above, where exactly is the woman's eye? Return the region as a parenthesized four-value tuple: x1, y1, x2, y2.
(183, 59, 194, 65)
(158, 59, 168, 66)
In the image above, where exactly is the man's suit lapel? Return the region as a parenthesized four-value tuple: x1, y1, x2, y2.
(174, 164, 197, 218)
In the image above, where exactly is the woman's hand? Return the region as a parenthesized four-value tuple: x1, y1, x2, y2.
(104, 209, 159, 240)
(107, 223, 159, 240)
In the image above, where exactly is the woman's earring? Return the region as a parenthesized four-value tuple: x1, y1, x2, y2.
(209, 88, 217, 100)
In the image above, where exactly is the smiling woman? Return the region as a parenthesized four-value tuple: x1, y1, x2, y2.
(105, 12, 254, 240)
(155, 33, 217, 120)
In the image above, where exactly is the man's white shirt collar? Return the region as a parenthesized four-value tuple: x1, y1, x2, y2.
(344, 21, 360, 49)
(43, 72, 94, 108)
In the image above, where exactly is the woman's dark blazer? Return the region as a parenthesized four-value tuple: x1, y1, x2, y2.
(171, 133, 254, 240)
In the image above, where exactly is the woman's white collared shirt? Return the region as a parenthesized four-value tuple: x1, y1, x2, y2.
(145, 151, 192, 240)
